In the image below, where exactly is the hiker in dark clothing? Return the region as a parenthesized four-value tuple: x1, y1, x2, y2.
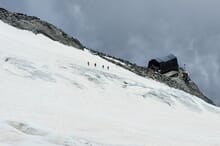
(5, 57, 9, 62)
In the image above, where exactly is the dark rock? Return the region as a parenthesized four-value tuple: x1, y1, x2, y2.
(0, 8, 84, 49)
(89, 48, 215, 105)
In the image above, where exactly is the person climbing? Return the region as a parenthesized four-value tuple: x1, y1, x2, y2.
(107, 66, 109, 70)
(87, 61, 90, 66)
(102, 65, 104, 69)
(94, 63, 97, 67)
(4, 57, 10, 62)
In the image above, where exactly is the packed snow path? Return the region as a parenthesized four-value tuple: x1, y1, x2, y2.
(0, 21, 220, 146)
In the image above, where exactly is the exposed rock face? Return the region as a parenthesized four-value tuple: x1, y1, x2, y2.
(90, 49, 214, 105)
(0, 8, 215, 105)
(0, 8, 84, 49)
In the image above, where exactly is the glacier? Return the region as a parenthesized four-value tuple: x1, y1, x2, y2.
(0, 19, 220, 146)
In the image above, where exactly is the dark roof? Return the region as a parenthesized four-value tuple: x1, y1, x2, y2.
(154, 54, 177, 63)
(148, 54, 179, 74)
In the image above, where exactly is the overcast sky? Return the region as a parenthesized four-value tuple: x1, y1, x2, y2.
(1, 0, 220, 105)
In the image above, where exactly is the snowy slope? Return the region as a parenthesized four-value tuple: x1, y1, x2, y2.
(0, 20, 220, 146)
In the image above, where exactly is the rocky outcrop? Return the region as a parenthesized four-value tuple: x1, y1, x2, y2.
(0, 8, 84, 49)
(89, 49, 214, 105)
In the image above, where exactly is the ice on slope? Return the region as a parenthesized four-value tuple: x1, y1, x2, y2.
(0, 20, 220, 146)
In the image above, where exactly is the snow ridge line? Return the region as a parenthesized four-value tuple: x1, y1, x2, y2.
(0, 7, 214, 105)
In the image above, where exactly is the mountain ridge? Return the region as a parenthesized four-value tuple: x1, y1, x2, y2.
(0, 7, 220, 146)
(0, 7, 214, 105)
(0, 7, 84, 49)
